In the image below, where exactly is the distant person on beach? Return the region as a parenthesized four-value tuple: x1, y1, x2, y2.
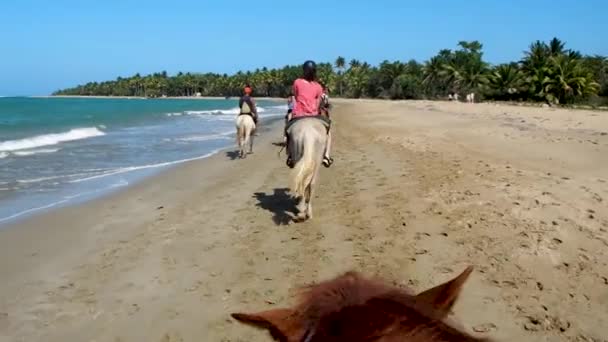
(285, 61, 333, 168)
(284, 93, 295, 144)
(320, 84, 331, 117)
(239, 86, 258, 134)
(287, 93, 295, 118)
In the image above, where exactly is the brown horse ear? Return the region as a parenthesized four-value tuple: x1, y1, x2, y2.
(415, 266, 474, 317)
(231, 308, 302, 341)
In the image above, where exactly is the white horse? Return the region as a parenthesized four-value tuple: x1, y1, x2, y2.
(288, 118, 328, 222)
(235, 114, 256, 158)
(466, 93, 475, 103)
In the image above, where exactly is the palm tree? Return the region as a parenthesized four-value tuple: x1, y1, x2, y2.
(548, 37, 565, 56)
(51, 37, 604, 104)
(423, 56, 448, 97)
(543, 54, 599, 104)
(184, 73, 196, 96)
(335, 56, 345, 70)
(456, 41, 489, 93)
(567, 50, 583, 60)
(344, 63, 370, 98)
(521, 41, 552, 101)
(521, 41, 550, 70)
(378, 60, 406, 93)
(458, 40, 483, 54)
(440, 62, 462, 92)
(317, 63, 336, 92)
(131, 73, 142, 96)
(488, 63, 526, 100)
(335, 56, 346, 96)
(519, 38, 599, 104)
(583, 55, 608, 96)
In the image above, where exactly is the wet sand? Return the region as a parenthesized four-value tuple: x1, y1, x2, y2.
(1, 99, 607, 341)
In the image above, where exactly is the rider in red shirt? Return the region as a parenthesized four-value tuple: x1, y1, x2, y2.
(285, 61, 333, 168)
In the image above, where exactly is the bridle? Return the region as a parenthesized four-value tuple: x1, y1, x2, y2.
(301, 324, 317, 342)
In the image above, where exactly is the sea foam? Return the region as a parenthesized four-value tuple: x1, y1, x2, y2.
(0, 128, 105, 152)
(167, 106, 267, 117)
(12, 148, 60, 157)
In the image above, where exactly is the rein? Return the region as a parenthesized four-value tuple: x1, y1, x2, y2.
(301, 324, 317, 342)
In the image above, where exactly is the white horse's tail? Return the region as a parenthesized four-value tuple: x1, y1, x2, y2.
(291, 135, 321, 198)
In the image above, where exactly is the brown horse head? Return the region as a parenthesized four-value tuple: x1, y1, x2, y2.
(231, 266, 493, 341)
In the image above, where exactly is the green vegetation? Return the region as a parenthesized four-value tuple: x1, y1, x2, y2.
(54, 38, 607, 106)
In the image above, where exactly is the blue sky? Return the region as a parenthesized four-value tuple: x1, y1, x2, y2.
(1, 0, 607, 95)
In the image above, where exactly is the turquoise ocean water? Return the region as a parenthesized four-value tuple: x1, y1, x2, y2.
(0, 97, 284, 224)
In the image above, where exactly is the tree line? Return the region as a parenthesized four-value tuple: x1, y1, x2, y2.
(54, 38, 608, 106)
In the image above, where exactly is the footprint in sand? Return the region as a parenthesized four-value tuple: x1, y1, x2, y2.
(160, 332, 184, 342)
(0, 312, 8, 331)
(522, 314, 571, 333)
(473, 322, 497, 333)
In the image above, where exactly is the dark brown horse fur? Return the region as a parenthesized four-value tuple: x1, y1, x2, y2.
(231, 266, 494, 341)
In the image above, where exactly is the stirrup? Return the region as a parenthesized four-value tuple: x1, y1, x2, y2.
(286, 157, 294, 168)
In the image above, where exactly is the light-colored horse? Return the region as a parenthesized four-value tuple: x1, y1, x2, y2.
(288, 118, 328, 222)
(235, 114, 256, 158)
(466, 92, 475, 103)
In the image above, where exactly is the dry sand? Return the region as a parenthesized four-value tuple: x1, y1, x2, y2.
(1, 100, 607, 342)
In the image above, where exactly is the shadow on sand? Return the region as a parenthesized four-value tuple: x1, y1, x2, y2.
(253, 188, 296, 225)
(225, 150, 241, 160)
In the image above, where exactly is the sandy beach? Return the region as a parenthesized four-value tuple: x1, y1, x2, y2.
(1, 100, 607, 341)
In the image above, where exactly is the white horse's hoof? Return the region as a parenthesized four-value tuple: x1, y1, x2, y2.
(294, 213, 309, 222)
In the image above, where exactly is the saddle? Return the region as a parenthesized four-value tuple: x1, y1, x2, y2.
(285, 115, 331, 136)
(238, 112, 258, 124)
(239, 99, 258, 123)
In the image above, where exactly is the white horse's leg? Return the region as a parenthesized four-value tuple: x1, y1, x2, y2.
(239, 131, 244, 158)
(249, 125, 255, 154)
(294, 169, 313, 222)
(241, 123, 250, 159)
(305, 182, 313, 219)
(240, 134, 246, 158)
(236, 124, 243, 158)
(295, 195, 308, 221)
(324, 130, 332, 159)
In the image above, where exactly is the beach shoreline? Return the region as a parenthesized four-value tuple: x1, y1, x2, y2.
(0, 113, 284, 228)
(1, 100, 607, 341)
(0, 148, 222, 227)
(0, 97, 286, 226)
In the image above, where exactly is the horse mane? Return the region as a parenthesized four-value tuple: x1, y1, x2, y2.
(232, 267, 493, 342)
(296, 271, 404, 323)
